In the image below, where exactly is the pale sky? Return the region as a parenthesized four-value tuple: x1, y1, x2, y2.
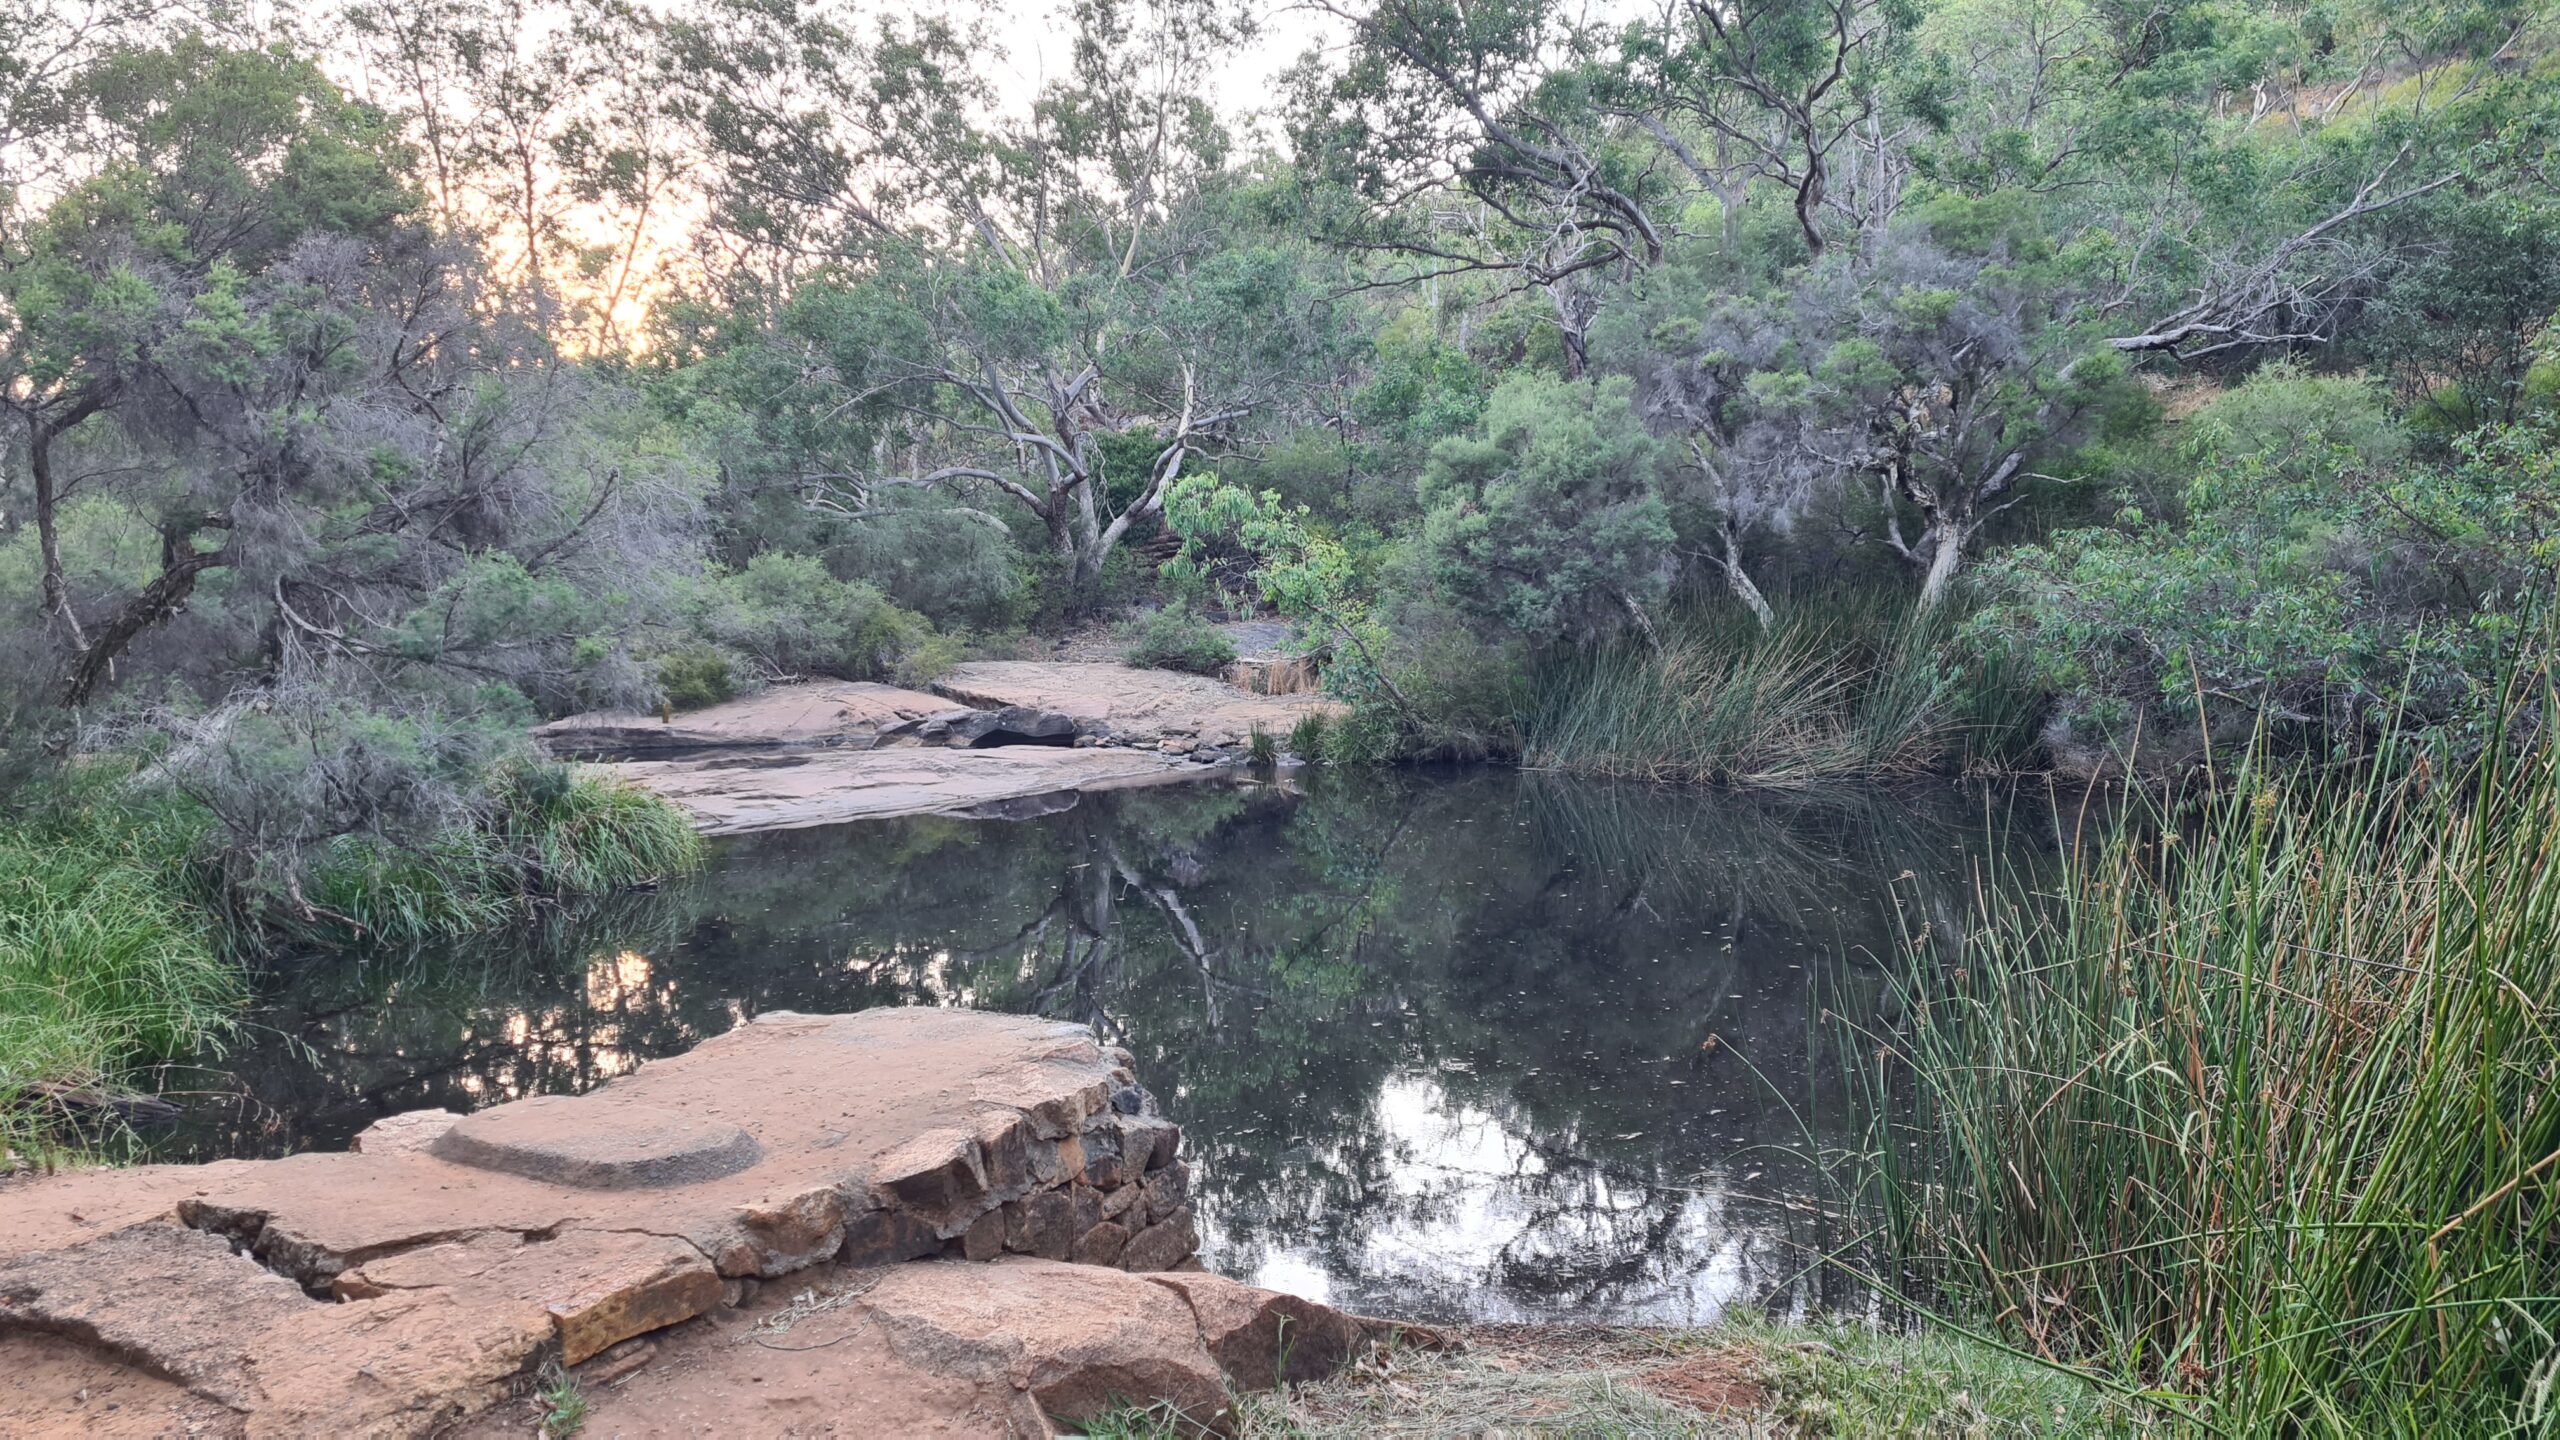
(982, 0, 1349, 138)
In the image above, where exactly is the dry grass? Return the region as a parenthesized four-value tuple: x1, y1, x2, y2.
(1080, 1317, 2162, 1438)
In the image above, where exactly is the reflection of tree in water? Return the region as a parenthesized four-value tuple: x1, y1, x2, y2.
(166, 770, 2059, 1323)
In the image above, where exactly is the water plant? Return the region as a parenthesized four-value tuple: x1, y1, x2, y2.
(292, 767, 703, 947)
(0, 762, 701, 1147)
(1287, 710, 1330, 760)
(1861, 698, 2560, 1432)
(1518, 603, 1959, 784)
(0, 792, 236, 1155)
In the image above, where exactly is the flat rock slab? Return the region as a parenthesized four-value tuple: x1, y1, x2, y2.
(607, 744, 1207, 834)
(458, 1257, 1435, 1438)
(536, 682, 962, 757)
(429, 1096, 762, 1189)
(935, 661, 1340, 748)
(0, 1010, 1401, 1436)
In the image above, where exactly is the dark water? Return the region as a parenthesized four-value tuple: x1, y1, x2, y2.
(161, 768, 2065, 1325)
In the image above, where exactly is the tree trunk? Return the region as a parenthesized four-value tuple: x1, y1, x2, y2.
(1719, 523, 1775, 630)
(1549, 280, 1593, 379)
(1915, 522, 1966, 610)
(27, 393, 107, 645)
(61, 516, 231, 707)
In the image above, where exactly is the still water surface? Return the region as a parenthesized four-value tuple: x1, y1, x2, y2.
(166, 768, 2063, 1325)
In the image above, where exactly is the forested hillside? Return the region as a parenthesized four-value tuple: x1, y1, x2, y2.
(9, 0, 2553, 803)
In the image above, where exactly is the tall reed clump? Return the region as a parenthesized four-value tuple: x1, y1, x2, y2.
(297, 767, 702, 946)
(1519, 606, 1959, 783)
(0, 796, 237, 1151)
(1861, 719, 2560, 1432)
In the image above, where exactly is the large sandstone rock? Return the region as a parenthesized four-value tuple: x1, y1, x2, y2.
(604, 744, 1206, 834)
(534, 681, 965, 756)
(935, 661, 1340, 750)
(426, 1095, 763, 1188)
(0, 1010, 1406, 1436)
(505, 1258, 1429, 1439)
(541, 663, 1339, 835)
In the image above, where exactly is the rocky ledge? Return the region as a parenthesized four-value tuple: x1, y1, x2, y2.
(0, 1010, 1421, 1436)
(535, 664, 1342, 833)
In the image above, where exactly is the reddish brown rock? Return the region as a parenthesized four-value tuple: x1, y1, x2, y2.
(1144, 1270, 1368, 1390)
(0, 1330, 234, 1437)
(0, 1222, 314, 1407)
(1143, 1161, 1191, 1224)
(351, 1108, 461, 1156)
(534, 681, 962, 756)
(429, 1095, 762, 1189)
(606, 745, 1202, 834)
(1121, 1206, 1200, 1274)
(540, 1237, 725, 1364)
(860, 1259, 1233, 1429)
(959, 1208, 1007, 1262)
(0, 1010, 1255, 1435)
(933, 661, 1338, 750)
(1005, 1190, 1080, 1260)
(1071, 1221, 1130, 1267)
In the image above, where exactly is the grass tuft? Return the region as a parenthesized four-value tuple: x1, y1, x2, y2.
(294, 767, 702, 947)
(0, 786, 236, 1156)
(1863, 688, 2560, 1433)
(1519, 604, 1965, 785)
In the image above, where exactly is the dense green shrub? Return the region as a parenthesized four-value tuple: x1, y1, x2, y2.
(1122, 605, 1237, 675)
(824, 503, 1025, 630)
(1318, 702, 1405, 764)
(1970, 366, 2560, 755)
(141, 686, 705, 946)
(653, 643, 738, 711)
(693, 553, 949, 683)
(1417, 373, 1675, 641)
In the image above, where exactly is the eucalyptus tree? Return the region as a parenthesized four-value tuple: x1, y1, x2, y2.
(1284, 0, 1675, 375)
(0, 36, 704, 717)
(1595, 258, 1846, 627)
(1815, 195, 2145, 607)
(656, 0, 1333, 607)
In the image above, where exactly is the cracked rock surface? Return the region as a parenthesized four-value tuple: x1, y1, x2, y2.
(932, 662, 1337, 750)
(605, 744, 1207, 834)
(0, 1009, 1418, 1436)
(533, 682, 965, 756)
(534, 666, 1342, 834)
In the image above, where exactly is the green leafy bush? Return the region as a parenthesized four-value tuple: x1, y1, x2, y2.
(146, 685, 703, 947)
(1417, 373, 1675, 641)
(824, 503, 1025, 630)
(653, 643, 738, 711)
(1969, 366, 2560, 755)
(694, 553, 947, 683)
(1123, 605, 1236, 676)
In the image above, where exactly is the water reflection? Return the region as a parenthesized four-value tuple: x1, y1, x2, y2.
(165, 768, 2061, 1325)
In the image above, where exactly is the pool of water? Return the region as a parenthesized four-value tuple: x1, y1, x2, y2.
(161, 767, 2064, 1325)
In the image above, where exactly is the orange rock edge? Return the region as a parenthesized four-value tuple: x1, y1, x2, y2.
(0, 1009, 1432, 1436)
